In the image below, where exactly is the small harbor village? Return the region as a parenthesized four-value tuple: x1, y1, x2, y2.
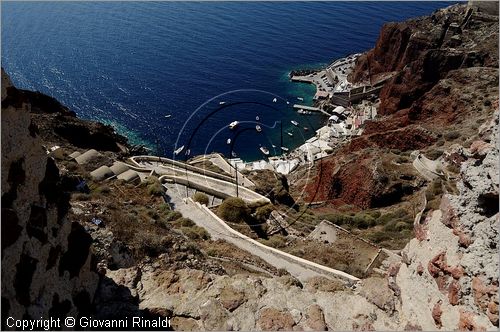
(222, 53, 381, 176)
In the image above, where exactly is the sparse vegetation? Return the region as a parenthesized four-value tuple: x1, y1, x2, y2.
(145, 176, 164, 196)
(192, 192, 209, 205)
(218, 197, 251, 223)
(261, 235, 287, 248)
(255, 204, 274, 222)
(181, 225, 211, 240)
(444, 131, 460, 141)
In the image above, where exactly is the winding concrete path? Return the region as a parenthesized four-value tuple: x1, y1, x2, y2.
(163, 184, 359, 283)
(129, 156, 269, 207)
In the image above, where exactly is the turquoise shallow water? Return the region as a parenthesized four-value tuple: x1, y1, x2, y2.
(1, 1, 452, 161)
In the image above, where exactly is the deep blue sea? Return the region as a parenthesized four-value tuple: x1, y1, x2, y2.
(2, 2, 453, 161)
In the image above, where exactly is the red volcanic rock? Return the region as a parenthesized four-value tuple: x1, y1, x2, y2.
(416, 262, 424, 276)
(458, 310, 487, 331)
(448, 279, 461, 305)
(407, 68, 499, 125)
(327, 157, 376, 209)
(387, 263, 401, 278)
(472, 276, 499, 311)
(404, 323, 422, 331)
(469, 140, 492, 157)
(453, 228, 473, 248)
(428, 251, 465, 299)
(432, 301, 443, 328)
(347, 126, 436, 153)
(427, 252, 448, 276)
(351, 3, 498, 116)
(447, 265, 464, 280)
(439, 196, 460, 229)
(414, 220, 428, 242)
(487, 301, 499, 326)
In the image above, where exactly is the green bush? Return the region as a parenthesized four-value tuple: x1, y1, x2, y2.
(94, 185, 111, 194)
(383, 220, 398, 232)
(367, 231, 392, 243)
(395, 221, 411, 231)
(262, 235, 286, 248)
(444, 131, 460, 141)
(147, 209, 160, 220)
(164, 210, 182, 221)
(218, 197, 250, 223)
(181, 225, 210, 240)
(158, 203, 171, 214)
(322, 213, 353, 225)
(255, 204, 275, 221)
(393, 208, 409, 219)
(146, 177, 164, 196)
(173, 217, 195, 227)
(352, 214, 376, 229)
(367, 210, 382, 219)
(192, 192, 209, 205)
(427, 149, 444, 160)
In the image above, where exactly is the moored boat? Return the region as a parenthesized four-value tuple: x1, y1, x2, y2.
(260, 146, 270, 155)
(229, 121, 239, 130)
(256, 125, 262, 132)
(291, 120, 299, 126)
(174, 145, 185, 155)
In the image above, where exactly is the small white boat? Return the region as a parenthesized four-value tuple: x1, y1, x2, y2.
(303, 127, 309, 131)
(291, 120, 299, 126)
(174, 145, 185, 155)
(286, 101, 290, 105)
(260, 146, 270, 155)
(297, 97, 304, 101)
(164, 114, 172, 118)
(287, 132, 293, 137)
(256, 115, 260, 121)
(281, 146, 289, 152)
(219, 101, 226, 105)
(272, 144, 277, 148)
(272, 97, 277, 103)
(227, 138, 231, 145)
(256, 125, 262, 132)
(231, 151, 238, 158)
(229, 121, 239, 130)
(185, 149, 191, 156)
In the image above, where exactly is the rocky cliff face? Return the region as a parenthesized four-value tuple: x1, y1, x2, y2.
(2, 68, 129, 153)
(393, 113, 499, 330)
(305, 4, 498, 212)
(1, 70, 99, 326)
(350, 4, 498, 115)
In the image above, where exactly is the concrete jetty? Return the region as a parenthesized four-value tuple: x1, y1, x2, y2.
(293, 104, 330, 116)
